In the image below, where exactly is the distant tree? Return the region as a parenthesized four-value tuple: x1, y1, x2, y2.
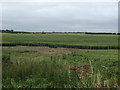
(41, 31, 46, 34)
(10, 29, 14, 32)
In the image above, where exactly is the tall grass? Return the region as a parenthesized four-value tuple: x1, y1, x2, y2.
(2, 53, 119, 88)
(3, 55, 70, 88)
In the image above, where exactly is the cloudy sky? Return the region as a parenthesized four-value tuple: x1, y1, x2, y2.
(1, 2, 118, 32)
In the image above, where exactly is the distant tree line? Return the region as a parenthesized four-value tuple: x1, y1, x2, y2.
(0, 29, 120, 35)
(85, 32, 120, 35)
(0, 29, 14, 33)
(0, 29, 32, 34)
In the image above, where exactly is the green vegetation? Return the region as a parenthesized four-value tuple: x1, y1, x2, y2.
(2, 47, 119, 88)
(2, 33, 119, 49)
(2, 33, 119, 88)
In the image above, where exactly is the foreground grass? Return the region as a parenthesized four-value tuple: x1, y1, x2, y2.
(2, 47, 119, 88)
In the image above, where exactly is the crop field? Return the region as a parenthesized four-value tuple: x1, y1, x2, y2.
(1, 33, 120, 88)
(2, 33, 119, 49)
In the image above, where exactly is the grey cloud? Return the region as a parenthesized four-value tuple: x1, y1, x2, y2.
(2, 2, 118, 32)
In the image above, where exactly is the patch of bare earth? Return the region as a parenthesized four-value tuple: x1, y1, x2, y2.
(2, 46, 116, 56)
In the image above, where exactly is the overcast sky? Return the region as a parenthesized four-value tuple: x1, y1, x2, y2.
(1, 2, 118, 32)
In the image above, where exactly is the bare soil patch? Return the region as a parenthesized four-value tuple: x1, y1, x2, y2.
(2, 46, 116, 56)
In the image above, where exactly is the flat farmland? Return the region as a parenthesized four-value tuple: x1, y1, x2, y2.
(2, 33, 119, 88)
(2, 33, 119, 49)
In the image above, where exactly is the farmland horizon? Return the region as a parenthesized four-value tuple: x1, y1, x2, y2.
(1, 29, 119, 33)
(1, 1, 120, 88)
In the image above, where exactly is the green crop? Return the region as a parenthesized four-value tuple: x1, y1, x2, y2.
(2, 33, 119, 49)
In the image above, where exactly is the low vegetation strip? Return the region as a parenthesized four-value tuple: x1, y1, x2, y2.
(1, 43, 119, 49)
(2, 48, 119, 88)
